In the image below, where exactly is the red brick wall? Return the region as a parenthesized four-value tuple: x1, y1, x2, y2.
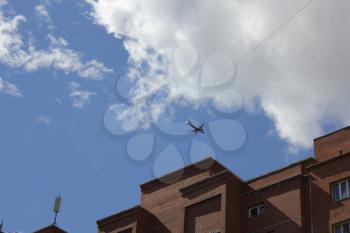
(95, 126, 350, 233)
(184, 195, 222, 233)
(240, 177, 304, 233)
(98, 222, 137, 233)
(141, 168, 229, 233)
(141, 170, 211, 231)
(310, 155, 350, 233)
(225, 180, 241, 233)
(97, 155, 350, 233)
(314, 127, 350, 162)
(247, 164, 303, 190)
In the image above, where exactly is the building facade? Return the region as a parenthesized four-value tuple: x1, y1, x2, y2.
(35, 127, 350, 233)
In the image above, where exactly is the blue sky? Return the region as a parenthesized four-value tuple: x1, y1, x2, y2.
(1, 0, 349, 232)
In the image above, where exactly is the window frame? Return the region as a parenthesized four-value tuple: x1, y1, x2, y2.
(248, 203, 265, 219)
(332, 178, 350, 203)
(333, 220, 350, 233)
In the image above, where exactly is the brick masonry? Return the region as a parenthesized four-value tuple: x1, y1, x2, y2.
(34, 127, 350, 233)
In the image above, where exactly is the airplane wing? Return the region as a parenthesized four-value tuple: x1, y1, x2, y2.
(188, 122, 196, 129)
(199, 123, 204, 128)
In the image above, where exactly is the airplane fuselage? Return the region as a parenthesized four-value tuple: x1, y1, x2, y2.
(188, 121, 205, 134)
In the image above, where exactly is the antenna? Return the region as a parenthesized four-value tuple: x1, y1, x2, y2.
(53, 195, 61, 225)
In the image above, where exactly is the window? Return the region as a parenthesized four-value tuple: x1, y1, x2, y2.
(184, 195, 221, 233)
(332, 178, 350, 202)
(249, 203, 264, 218)
(334, 220, 350, 233)
(208, 230, 220, 233)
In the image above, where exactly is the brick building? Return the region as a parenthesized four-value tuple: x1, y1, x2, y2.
(35, 127, 350, 233)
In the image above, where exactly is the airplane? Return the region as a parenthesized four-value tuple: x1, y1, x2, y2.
(187, 120, 205, 134)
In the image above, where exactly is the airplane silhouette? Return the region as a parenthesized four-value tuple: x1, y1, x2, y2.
(187, 120, 205, 134)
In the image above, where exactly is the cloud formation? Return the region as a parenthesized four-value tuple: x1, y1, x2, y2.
(37, 115, 51, 124)
(35, 3, 52, 25)
(0, 1, 112, 80)
(88, 0, 350, 150)
(0, 77, 23, 97)
(69, 82, 97, 108)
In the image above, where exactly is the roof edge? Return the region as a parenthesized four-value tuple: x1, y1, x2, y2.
(180, 170, 242, 195)
(307, 151, 350, 169)
(246, 157, 316, 184)
(314, 126, 350, 141)
(241, 174, 303, 198)
(33, 225, 67, 233)
(97, 206, 156, 228)
(140, 157, 230, 192)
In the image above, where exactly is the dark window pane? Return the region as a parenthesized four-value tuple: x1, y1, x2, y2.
(343, 222, 350, 233)
(333, 184, 340, 202)
(334, 225, 342, 233)
(259, 205, 265, 215)
(348, 180, 350, 197)
(250, 208, 258, 217)
(341, 182, 348, 199)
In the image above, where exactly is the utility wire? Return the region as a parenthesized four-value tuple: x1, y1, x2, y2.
(236, 0, 316, 64)
(210, 0, 316, 87)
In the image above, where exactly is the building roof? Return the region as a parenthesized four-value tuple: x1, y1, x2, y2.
(246, 157, 316, 184)
(33, 225, 67, 233)
(103, 156, 318, 225)
(180, 170, 242, 195)
(97, 206, 157, 229)
(141, 156, 317, 192)
(307, 151, 350, 169)
(313, 125, 350, 141)
(140, 157, 239, 193)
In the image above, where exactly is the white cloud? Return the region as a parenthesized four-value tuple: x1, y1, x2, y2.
(69, 82, 97, 108)
(35, 4, 51, 23)
(0, 2, 112, 80)
(0, 77, 23, 97)
(37, 116, 51, 124)
(87, 0, 350, 150)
